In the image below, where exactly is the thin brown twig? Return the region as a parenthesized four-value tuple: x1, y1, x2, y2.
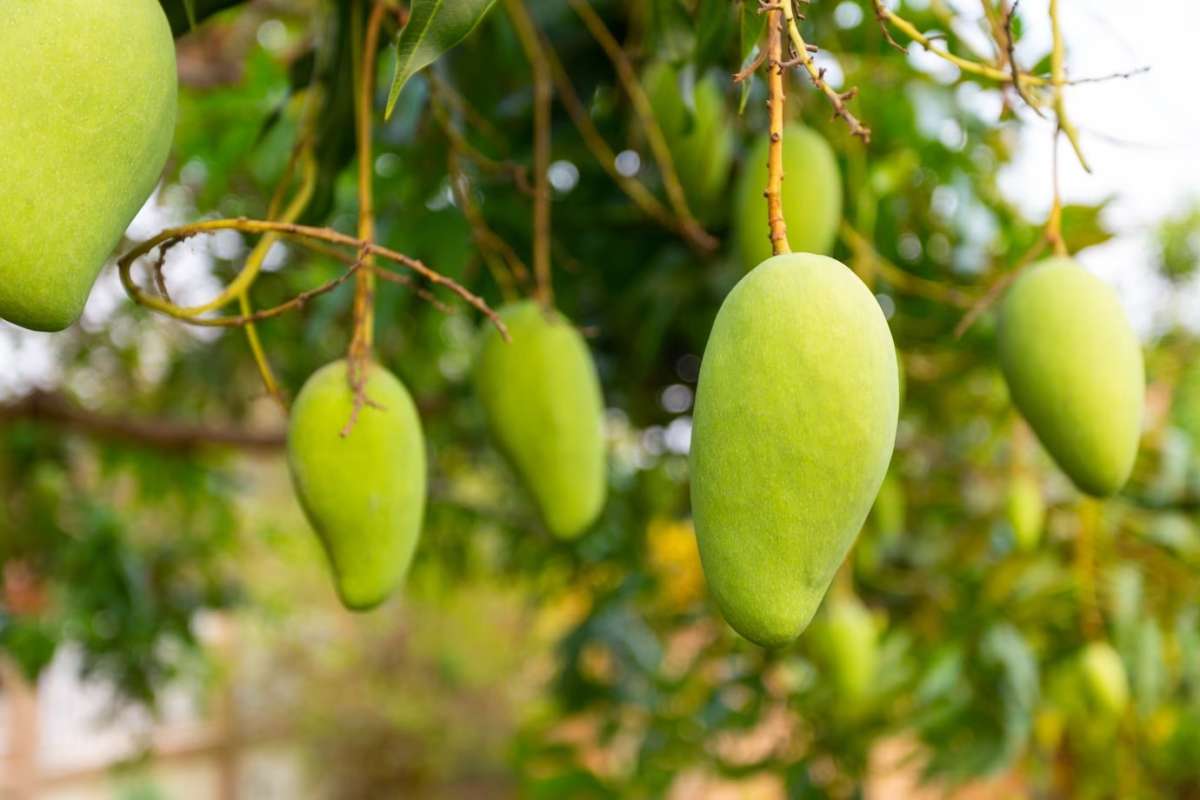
(775, 0, 871, 142)
(118, 219, 509, 339)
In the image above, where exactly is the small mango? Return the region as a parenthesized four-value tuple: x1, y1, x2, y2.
(1080, 640, 1129, 718)
(0, 0, 177, 331)
(733, 124, 842, 270)
(813, 595, 880, 705)
(474, 302, 607, 539)
(288, 360, 426, 610)
(997, 258, 1144, 497)
(690, 253, 899, 647)
(643, 62, 735, 222)
(1006, 473, 1045, 552)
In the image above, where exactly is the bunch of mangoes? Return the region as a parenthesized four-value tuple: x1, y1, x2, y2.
(0, 3, 1152, 659)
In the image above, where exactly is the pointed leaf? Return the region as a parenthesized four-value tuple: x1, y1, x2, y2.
(385, 0, 498, 119)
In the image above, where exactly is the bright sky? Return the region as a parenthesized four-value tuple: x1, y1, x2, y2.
(2, 1, 1198, 395)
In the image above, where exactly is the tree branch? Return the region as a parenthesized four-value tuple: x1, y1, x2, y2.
(0, 392, 286, 453)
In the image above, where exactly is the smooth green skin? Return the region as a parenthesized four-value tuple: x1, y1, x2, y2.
(0, 0, 178, 331)
(690, 254, 899, 647)
(288, 360, 427, 611)
(643, 62, 735, 223)
(998, 258, 1145, 497)
(733, 124, 842, 271)
(1006, 473, 1045, 552)
(814, 597, 879, 704)
(1080, 641, 1129, 718)
(475, 302, 607, 539)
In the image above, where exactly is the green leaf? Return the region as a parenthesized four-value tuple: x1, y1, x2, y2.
(1060, 198, 1115, 253)
(385, 0, 498, 119)
(183, 0, 197, 28)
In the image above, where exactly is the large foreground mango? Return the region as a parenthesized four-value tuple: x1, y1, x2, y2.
(733, 124, 842, 270)
(691, 253, 899, 647)
(997, 258, 1144, 497)
(644, 62, 735, 223)
(288, 360, 426, 610)
(0, 0, 177, 331)
(475, 302, 607, 539)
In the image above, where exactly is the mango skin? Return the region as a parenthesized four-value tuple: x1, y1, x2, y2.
(997, 258, 1145, 497)
(475, 302, 607, 539)
(733, 124, 842, 271)
(288, 360, 427, 611)
(643, 62, 735, 223)
(0, 0, 178, 331)
(690, 253, 899, 647)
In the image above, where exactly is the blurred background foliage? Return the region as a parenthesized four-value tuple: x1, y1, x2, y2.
(4, 0, 1200, 797)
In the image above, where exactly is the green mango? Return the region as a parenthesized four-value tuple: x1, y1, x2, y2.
(1080, 640, 1129, 718)
(813, 595, 880, 705)
(475, 301, 607, 539)
(288, 360, 426, 610)
(691, 253, 898, 647)
(643, 62, 735, 223)
(0, 0, 177, 331)
(997, 258, 1145, 497)
(869, 470, 906, 539)
(1006, 472, 1044, 552)
(733, 124, 842, 270)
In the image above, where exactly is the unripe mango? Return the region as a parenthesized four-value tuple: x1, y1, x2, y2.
(733, 124, 842, 270)
(643, 62, 735, 223)
(288, 360, 426, 610)
(997, 258, 1144, 497)
(813, 596, 880, 705)
(1006, 473, 1044, 552)
(690, 253, 899, 647)
(1080, 640, 1129, 718)
(474, 302, 607, 539)
(0, 0, 177, 331)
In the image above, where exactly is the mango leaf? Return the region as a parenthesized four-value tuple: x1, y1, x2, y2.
(1060, 198, 1115, 254)
(384, 0, 498, 119)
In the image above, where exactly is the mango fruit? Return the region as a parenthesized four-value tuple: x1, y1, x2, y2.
(812, 595, 880, 705)
(0, 0, 178, 331)
(288, 360, 426, 610)
(474, 301, 607, 539)
(997, 258, 1144, 497)
(1080, 640, 1130, 718)
(690, 253, 899, 647)
(733, 124, 842, 271)
(643, 62, 735, 223)
(1006, 473, 1045, 552)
